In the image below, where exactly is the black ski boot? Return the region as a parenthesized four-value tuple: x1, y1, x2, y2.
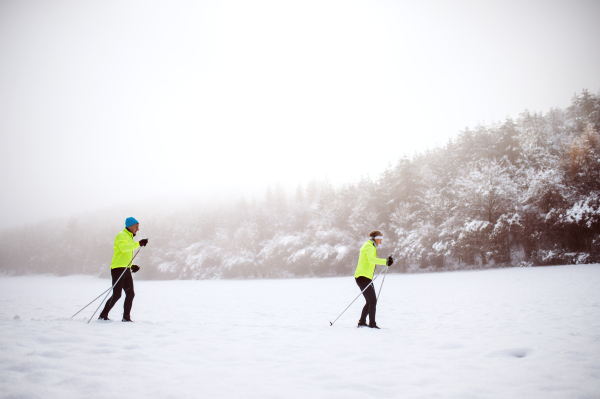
(357, 320, 368, 328)
(98, 314, 110, 321)
(122, 314, 133, 322)
(369, 324, 380, 329)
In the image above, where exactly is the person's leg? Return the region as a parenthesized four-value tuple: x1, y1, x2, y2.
(356, 277, 376, 325)
(360, 302, 369, 324)
(122, 269, 135, 318)
(100, 268, 126, 318)
(363, 284, 377, 326)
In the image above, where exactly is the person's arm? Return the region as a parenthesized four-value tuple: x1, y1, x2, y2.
(115, 235, 140, 253)
(365, 245, 387, 266)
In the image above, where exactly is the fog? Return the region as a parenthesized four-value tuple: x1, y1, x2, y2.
(1, 0, 600, 230)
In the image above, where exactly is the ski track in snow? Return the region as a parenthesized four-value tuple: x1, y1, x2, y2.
(1, 265, 599, 398)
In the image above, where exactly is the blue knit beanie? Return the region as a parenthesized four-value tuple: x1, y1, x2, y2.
(125, 217, 139, 228)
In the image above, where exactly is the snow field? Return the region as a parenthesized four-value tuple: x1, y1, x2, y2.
(0, 265, 599, 398)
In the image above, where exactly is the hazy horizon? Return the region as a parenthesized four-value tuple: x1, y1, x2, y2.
(1, 0, 600, 230)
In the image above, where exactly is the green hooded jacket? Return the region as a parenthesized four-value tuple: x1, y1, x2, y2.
(110, 228, 140, 269)
(354, 240, 387, 279)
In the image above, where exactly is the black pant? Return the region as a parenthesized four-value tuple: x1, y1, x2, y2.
(356, 276, 377, 325)
(101, 268, 135, 317)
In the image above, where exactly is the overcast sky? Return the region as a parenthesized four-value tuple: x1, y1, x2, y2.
(1, 0, 599, 230)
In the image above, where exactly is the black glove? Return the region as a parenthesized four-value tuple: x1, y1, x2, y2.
(139, 238, 148, 247)
(131, 265, 140, 273)
(386, 255, 394, 267)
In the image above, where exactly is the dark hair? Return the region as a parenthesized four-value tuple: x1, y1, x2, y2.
(369, 230, 383, 238)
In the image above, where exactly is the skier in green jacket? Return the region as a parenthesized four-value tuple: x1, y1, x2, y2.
(99, 217, 148, 322)
(354, 230, 393, 329)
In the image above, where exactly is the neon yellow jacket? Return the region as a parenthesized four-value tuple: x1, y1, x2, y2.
(354, 240, 387, 279)
(110, 228, 140, 269)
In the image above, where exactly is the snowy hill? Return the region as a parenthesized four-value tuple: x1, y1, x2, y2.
(1, 264, 599, 398)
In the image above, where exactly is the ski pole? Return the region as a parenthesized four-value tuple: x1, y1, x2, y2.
(70, 248, 141, 320)
(377, 264, 388, 302)
(86, 248, 141, 324)
(329, 265, 388, 327)
(71, 286, 114, 318)
(87, 281, 122, 324)
(376, 255, 392, 302)
(72, 248, 141, 319)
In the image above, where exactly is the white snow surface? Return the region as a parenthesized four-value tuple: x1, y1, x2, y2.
(1, 265, 599, 398)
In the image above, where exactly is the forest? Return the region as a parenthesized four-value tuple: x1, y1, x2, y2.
(1, 90, 599, 279)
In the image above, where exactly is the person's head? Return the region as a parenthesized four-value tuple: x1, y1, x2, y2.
(369, 230, 383, 246)
(125, 217, 140, 235)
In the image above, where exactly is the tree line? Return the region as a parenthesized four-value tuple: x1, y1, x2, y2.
(1, 90, 599, 278)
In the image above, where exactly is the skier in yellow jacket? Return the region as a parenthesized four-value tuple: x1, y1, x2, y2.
(99, 217, 148, 322)
(355, 230, 393, 329)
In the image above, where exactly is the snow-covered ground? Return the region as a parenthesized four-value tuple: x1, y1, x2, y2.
(1, 265, 599, 399)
